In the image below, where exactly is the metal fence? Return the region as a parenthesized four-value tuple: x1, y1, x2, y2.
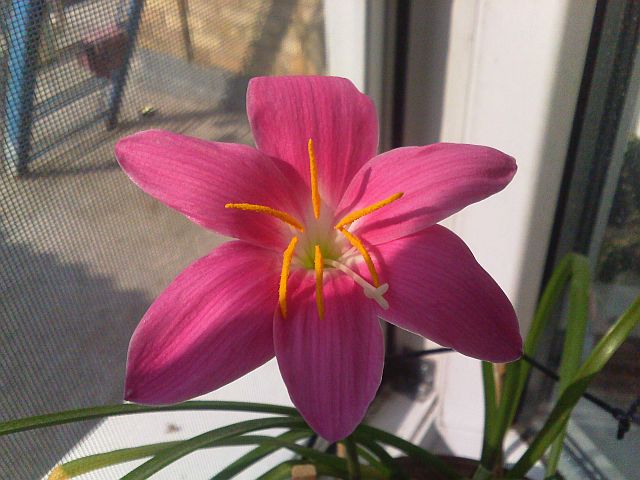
(0, 1, 324, 477)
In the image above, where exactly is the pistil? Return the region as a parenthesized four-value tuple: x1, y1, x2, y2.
(324, 258, 389, 310)
(338, 228, 380, 287)
(227, 139, 403, 318)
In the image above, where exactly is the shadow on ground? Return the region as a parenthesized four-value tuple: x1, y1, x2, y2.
(0, 227, 149, 478)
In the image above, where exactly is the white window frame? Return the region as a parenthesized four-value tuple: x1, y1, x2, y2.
(364, 0, 598, 461)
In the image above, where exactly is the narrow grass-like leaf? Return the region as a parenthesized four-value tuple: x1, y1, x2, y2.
(479, 361, 498, 469)
(121, 417, 307, 479)
(344, 436, 361, 479)
(470, 464, 493, 480)
(356, 445, 384, 470)
(122, 422, 358, 480)
(49, 442, 181, 478)
(0, 401, 299, 436)
(225, 437, 352, 478)
(51, 433, 312, 479)
(507, 294, 640, 478)
(356, 425, 462, 480)
(487, 254, 574, 468)
(212, 430, 311, 480)
(257, 461, 346, 480)
(545, 255, 590, 476)
(353, 435, 406, 479)
(257, 460, 386, 480)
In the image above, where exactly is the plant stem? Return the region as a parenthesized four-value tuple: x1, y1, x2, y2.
(485, 254, 574, 470)
(545, 255, 590, 476)
(479, 361, 498, 470)
(344, 436, 361, 480)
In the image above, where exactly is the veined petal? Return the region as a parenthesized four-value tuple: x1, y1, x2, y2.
(337, 143, 516, 245)
(125, 242, 280, 404)
(247, 76, 378, 210)
(274, 271, 384, 441)
(116, 130, 304, 250)
(375, 226, 522, 362)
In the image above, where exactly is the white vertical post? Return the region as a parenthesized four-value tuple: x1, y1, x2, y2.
(434, 0, 596, 458)
(323, 0, 366, 91)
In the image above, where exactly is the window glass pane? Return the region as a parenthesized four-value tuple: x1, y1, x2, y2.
(516, 4, 639, 477)
(0, 1, 325, 477)
(578, 130, 640, 480)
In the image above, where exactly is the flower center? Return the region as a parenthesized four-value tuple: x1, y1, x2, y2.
(225, 138, 402, 319)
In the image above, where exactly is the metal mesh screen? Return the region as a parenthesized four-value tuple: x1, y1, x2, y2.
(0, 0, 325, 477)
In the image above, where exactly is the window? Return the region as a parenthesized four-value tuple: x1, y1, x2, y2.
(520, 2, 640, 477)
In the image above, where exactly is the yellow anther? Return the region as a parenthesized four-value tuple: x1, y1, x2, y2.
(308, 138, 321, 219)
(225, 203, 304, 232)
(338, 228, 380, 287)
(279, 236, 299, 318)
(334, 192, 404, 230)
(314, 245, 325, 319)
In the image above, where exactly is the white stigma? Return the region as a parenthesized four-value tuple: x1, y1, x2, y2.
(324, 259, 389, 309)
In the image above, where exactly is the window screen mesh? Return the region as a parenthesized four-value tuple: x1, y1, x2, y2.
(0, 0, 324, 477)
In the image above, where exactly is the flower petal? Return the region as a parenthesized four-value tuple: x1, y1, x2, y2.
(337, 143, 516, 245)
(116, 129, 304, 250)
(375, 226, 522, 362)
(125, 241, 280, 404)
(273, 271, 384, 441)
(247, 76, 378, 210)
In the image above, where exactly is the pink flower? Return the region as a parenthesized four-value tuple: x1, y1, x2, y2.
(116, 76, 522, 442)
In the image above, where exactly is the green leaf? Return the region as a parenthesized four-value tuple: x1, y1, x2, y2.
(49, 441, 181, 478)
(256, 460, 387, 480)
(212, 430, 311, 480)
(470, 464, 493, 480)
(53, 433, 316, 479)
(121, 417, 308, 479)
(344, 436, 361, 480)
(257, 461, 346, 480)
(256, 462, 296, 480)
(353, 436, 403, 478)
(355, 425, 462, 480)
(0, 401, 299, 436)
(356, 445, 383, 469)
(486, 254, 574, 469)
(216, 436, 349, 478)
(507, 293, 640, 478)
(256, 462, 295, 480)
(479, 361, 498, 468)
(55, 428, 390, 480)
(51, 433, 313, 479)
(546, 255, 590, 476)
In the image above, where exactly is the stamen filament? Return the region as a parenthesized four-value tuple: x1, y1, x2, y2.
(314, 245, 325, 319)
(338, 228, 380, 287)
(334, 192, 404, 230)
(279, 236, 299, 318)
(325, 258, 389, 310)
(308, 138, 321, 219)
(225, 203, 304, 232)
